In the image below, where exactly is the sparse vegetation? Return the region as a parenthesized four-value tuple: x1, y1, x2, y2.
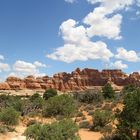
(0, 125, 15, 134)
(91, 110, 113, 132)
(102, 84, 115, 99)
(43, 94, 76, 118)
(0, 85, 140, 140)
(24, 119, 80, 140)
(43, 88, 57, 100)
(74, 91, 103, 104)
(0, 107, 20, 125)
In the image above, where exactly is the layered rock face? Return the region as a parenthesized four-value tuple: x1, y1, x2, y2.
(0, 68, 139, 91)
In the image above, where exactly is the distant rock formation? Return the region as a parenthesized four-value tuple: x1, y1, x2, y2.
(0, 68, 139, 91)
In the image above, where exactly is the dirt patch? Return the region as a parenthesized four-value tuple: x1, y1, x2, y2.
(79, 129, 102, 140)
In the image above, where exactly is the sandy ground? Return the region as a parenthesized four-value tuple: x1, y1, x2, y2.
(0, 124, 26, 140)
(79, 129, 102, 140)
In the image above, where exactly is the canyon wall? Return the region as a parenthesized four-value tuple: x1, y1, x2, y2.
(0, 68, 139, 91)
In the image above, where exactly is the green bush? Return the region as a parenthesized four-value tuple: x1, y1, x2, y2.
(122, 84, 137, 93)
(74, 91, 103, 104)
(43, 88, 57, 100)
(43, 94, 76, 118)
(91, 110, 113, 131)
(0, 107, 20, 125)
(24, 119, 80, 140)
(30, 93, 41, 101)
(30, 93, 44, 109)
(102, 84, 115, 99)
(27, 120, 39, 127)
(79, 120, 91, 129)
(0, 95, 23, 112)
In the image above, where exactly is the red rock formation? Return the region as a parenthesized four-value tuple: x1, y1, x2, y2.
(0, 82, 10, 90)
(0, 68, 139, 91)
(6, 77, 26, 89)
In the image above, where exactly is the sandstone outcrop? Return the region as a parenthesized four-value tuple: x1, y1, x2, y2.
(0, 68, 139, 91)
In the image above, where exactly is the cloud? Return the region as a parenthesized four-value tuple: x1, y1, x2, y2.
(84, 12, 122, 39)
(111, 60, 128, 69)
(64, 0, 76, 3)
(84, 0, 134, 39)
(0, 62, 10, 72)
(47, 19, 113, 63)
(34, 61, 47, 68)
(87, 0, 133, 10)
(12, 60, 46, 77)
(115, 47, 140, 62)
(47, 0, 139, 65)
(0, 55, 4, 61)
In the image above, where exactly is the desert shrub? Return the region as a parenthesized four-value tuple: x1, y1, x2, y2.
(0, 95, 23, 112)
(21, 97, 44, 116)
(74, 91, 103, 104)
(100, 134, 121, 140)
(85, 104, 94, 111)
(76, 112, 83, 117)
(43, 94, 76, 118)
(122, 84, 137, 94)
(43, 88, 57, 100)
(30, 93, 41, 101)
(27, 111, 40, 117)
(79, 120, 91, 129)
(100, 124, 113, 134)
(102, 104, 112, 111)
(88, 110, 94, 116)
(91, 110, 113, 131)
(102, 84, 115, 99)
(0, 125, 15, 134)
(27, 120, 39, 127)
(10, 96, 23, 112)
(30, 93, 44, 109)
(24, 119, 80, 140)
(0, 107, 20, 125)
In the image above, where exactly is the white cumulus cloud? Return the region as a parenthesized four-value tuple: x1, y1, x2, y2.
(84, 0, 134, 39)
(111, 60, 128, 69)
(115, 47, 140, 62)
(0, 62, 10, 72)
(12, 60, 46, 78)
(47, 19, 113, 63)
(0, 55, 4, 61)
(34, 61, 47, 68)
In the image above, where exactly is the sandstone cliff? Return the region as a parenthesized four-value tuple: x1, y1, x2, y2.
(0, 68, 139, 91)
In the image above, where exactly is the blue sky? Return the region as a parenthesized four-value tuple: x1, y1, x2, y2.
(0, 0, 140, 80)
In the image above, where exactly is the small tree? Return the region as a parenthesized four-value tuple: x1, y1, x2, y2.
(0, 107, 20, 125)
(117, 88, 140, 140)
(123, 84, 137, 93)
(43, 88, 57, 100)
(91, 110, 113, 131)
(30, 93, 40, 102)
(102, 84, 115, 99)
(43, 94, 76, 118)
